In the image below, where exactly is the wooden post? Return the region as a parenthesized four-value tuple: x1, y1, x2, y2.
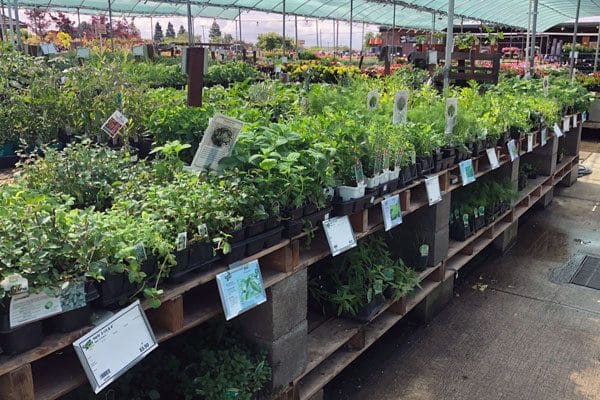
(383, 46, 391, 75)
(0, 364, 34, 400)
(186, 47, 205, 107)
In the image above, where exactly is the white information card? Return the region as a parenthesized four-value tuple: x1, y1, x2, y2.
(322, 216, 357, 257)
(486, 148, 500, 170)
(425, 175, 442, 206)
(381, 195, 403, 231)
(216, 260, 267, 321)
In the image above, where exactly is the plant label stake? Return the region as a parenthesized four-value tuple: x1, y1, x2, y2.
(583, 112, 588, 122)
(541, 127, 548, 146)
(393, 90, 408, 125)
(553, 123, 564, 138)
(572, 114, 578, 128)
(367, 90, 379, 110)
(543, 76, 549, 97)
(459, 159, 476, 186)
(425, 175, 442, 206)
(73, 300, 158, 394)
(445, 98, 458, 134)
(190, 114, 244, 171)
(381, 194, 402, 231)
(563, 116, 570, 133)
(101, 110, 128, 139)
(527, 133, 533, 153)
(216, 260, 266, 321)
(322, 216, 357, 257)
(486, 147, 500, 170)
(428, 50, 438, 65)
(507, 139, 519, 162)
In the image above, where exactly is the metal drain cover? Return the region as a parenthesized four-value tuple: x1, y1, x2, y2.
(571, 256, 600, 290)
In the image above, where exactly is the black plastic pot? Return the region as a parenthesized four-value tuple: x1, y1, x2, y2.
(95, 273, 138, 308)
(450, 220, 473, 241)
(283, 219, 304, 239)
(175, 249, 190, 271)
(303, 203, 319, 216)
(473, 215, 485, 231)
(283, 206, 304, 221)
(384, 179, 399, 193)
(223, 241, 246, 265)
(399, 165, 414, 186)
(263, 226, 285, 248)
(303, 207, 333, 229)
(229, 229, 246, 244)
(344, 295, 387, 323)
(415, 255, 429, 271)
(265, 217, 280, 231)
(518, 174, 527, 191)
(0, 320, 43, 355)
(472, 140, 486, 157)
(246, 219, 267, 238)
(45, 281, 99, 333)
(0, 155, 19, 169)
(188, 242, 215, 267)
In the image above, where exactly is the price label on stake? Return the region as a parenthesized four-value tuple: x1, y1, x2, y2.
(216, 260, 267, 321)
(381, 195, 403, 231)
(425, 175, 442, 205)
(322, 216, 357, 257)
(507, 139, 519, 162)
(486, 148, 500, 170)
(73, 300, 158, 394)
(527, 134, 533, 153)
(101, 110, 128, 138)
(459, 159, 476, 186)
(563, 117, 570, 133)
(541, 127, 548, 146)
(572, 114, 578, 128)
(553, 123, 564, 138)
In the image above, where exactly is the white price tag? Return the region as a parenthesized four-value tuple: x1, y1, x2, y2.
(216, 260, 267, 321)
(1, 274, 28, 295)
(583, 111, 588, 122)
(459, 159, 476, 186)
(9, 291, 62, 328)
(507, 139, 519, 162)
(367, 90, 379, 110)
(527, 133, 533, 153)
(101, 110, 128, 138)
(572, 114, 578, 128)
(393, 90, 408, 125)
(428, 50, 438, 65)
(176, 232, 188, 251)
(486, 148, 500, 170)
(445, 98, 458, 134)
(274, 65, 282, 73)
(541, 127, 548, 146)
(425, 175, 442, 205)
(281, 56, 288, 63)
(381, 195, 402, 232)
(76, 47, 90, 59)
(73, 300, 158, 394)
(322, 216, 357, 257)
(543, 75, 549, 97)
(553, 123, 564, 138)
(563, 117, 570, 133)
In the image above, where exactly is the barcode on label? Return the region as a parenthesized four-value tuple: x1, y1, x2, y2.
(100, 369, 111, 380)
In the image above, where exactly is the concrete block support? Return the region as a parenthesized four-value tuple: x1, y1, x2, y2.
(564, 124, 582, 157)
(432, 225, 449, 266)
(237, 269, 307, 341)
(497, 157, 520, 192)
(560, 165, 578, 187)
(537, 187, 554, 209)
(412, 274, 455, 323)
(493, 219, 518, 253)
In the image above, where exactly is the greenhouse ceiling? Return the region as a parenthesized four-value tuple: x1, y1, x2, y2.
(10, 0, 600, 31)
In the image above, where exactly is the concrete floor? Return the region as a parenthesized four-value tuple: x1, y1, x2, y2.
(327, 136, 600, 400)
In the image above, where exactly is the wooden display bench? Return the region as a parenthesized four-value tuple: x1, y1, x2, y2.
(0, 119, 581, 400)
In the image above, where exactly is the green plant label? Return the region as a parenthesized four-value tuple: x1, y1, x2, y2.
(354, 159, 365, 185)
(374, 279, 384, 295)
(224, 389, 241, 399)
(454, 209, 460, 219)
(382, 194, 402, 232)
(479, 206, 485, 216)
(9, 291, 63, 328)
(393, 90, 409, 124)
(216, 260, 267, 320)
(445, 98, 458, 134)
(463, 214, 469, 227)
(133, 243, 147, 262)
(419, 244, 430, 257)
(459, 159, 476, 186)
(382, 150, 391, 171)
(507, 139, 519, 162)
(474, 208, 479, 218)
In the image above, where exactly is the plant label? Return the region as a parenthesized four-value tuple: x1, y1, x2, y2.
(527, 133, 533, 153)
(322, 216, 357, 257)
(563, 116, 570, 133)
(9, 291, 62, 328)
(445, 98, 458, 134)
(101, 110, 128, 139)
(354, 159, 365, 185)
(572, 114, 578, 128)
(381, 195, 402, 232)
(459, 159, 476, 186)
(281, 56, 288, 64)
(40, 43, 58, 55)
(190, 114, 244, 171)
(76, 47, 90, 59)
(541, 127, 548, 146)
(367, 89, 379, 110)
(1, 273, 28, 296)
(583, 112, 588, 122)
(424, 175, 442, 205)
(393, 90, 409, 125)
(486, 148, 500, 170)
(553, 123, 563, 138)
(176, 232, 188, 251)
(543, 76, 549, 97)
(73, 300, 158, 394)
(216, 260, 266, 321)
(507, 139, 519, 162)
(428, 50, 437, 65)
(132, 45, 146, 58)
(274, 65, 282, 73)
(197, 224, 208, 237)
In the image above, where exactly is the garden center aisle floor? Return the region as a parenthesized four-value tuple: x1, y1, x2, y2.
(327, 140, 600, 400)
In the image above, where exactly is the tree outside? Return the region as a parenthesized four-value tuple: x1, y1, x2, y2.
(256, 32, 293, 51)
(24, 8, 51, 37)
(178, 25, 186, 36)
(209, 20, 222, 42)
(166, 22, 176, 38)
(154, 22, 164, 42)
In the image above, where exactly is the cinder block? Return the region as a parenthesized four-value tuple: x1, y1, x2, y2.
(253, 319, 308, 390)
(559, 165, 578, 187)
(537, 187, 554, 209)
(497, 157, 519, 183)
(308, 389, 324, 400)
(523, 151, 556, 177)
(432, 224, 449, 266)
(433, 193, 451, 233)
(564, 125, 581, 157)
(493, 220, 518, 253)
(236, 269, 307, 341)
(411, 274, 454, 323)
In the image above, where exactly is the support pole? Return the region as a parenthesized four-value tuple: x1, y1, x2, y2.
(443, 0, 455, 89)
(238, 9, 242, 43)
(332, 19, 335, 59)
(107, 0, 114, 51)
(315, 18, 319, 47)
(77, 8, 80, 26)
(150, 16, 153, 42)
(12, 0, 21, 50)
(5, 0, 15, 47)
(391, 2, 396, 60)
(529, 0, 538, 76)
(569, 0, 581, 80)
(336, 19, 339, 58)
(361, 21, 365, 55)
(294, 15, 298, 54)
(349, 0, 353, 63)
(282, 0, 286, 56)
(186, 47, 205, 107)
(431, 11, 436, 43)
(525, 0, 532, 63)
(186, 0, 194, 46)
(0, 0, 8, 43)
(594, 24, 600, 72)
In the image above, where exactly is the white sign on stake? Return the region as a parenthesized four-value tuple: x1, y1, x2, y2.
(101, 110, 128, 138)
(190, 114, 244, 171)
(428, 50, 438, 65)
(541, 127, 548, 146)
(322, 216, 357, 257)
(543, 75, 549, 97)
(527, 133, 533, 153)
(507, 139, 519, 162)
(216, 260, 267, 321)
(381, 195, 403, 231)
(393, 90, 409, 125)
(572, 114, 578, 128)
(583, 111, 588, 122)
(486, 148, 500, 170)
(367, 89, 379, 110)
(553, 123, 564, 138)
(563, 116, 570, 133)
(459, 159, 476, 186)
(425, 175, 442, 206)
(76, 47, 90, 59)
(73, 300, 158, 394)
(445, 98, 458, 134)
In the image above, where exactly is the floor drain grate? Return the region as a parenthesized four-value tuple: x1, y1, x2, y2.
(570, 256, 600, 290)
